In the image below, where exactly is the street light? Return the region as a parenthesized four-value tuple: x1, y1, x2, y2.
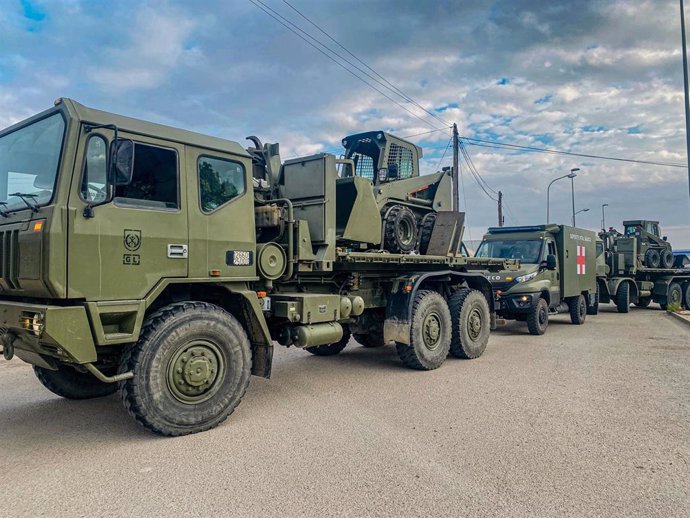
(546, 169, 578, 224)
(574, 208, 590, 218)
(601, 203, 609, 231)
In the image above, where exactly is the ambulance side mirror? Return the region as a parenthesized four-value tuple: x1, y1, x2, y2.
(546, 254, 557, 270)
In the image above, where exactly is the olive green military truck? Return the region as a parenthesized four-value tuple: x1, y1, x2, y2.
(475, 225, 598, 335)
(0, 98, 513, 436)
(597, 222, 690, 312)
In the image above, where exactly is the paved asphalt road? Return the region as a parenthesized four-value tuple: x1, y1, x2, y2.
(1, 305, 689, 517)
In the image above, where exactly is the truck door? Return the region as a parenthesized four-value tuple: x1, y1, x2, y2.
(185, 147, 256, 280)
(68, 130, 188, 300)
(545, 239, 560, 306)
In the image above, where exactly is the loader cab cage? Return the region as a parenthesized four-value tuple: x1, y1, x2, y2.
(342, 131, 421, 184)
(624, 220, 660, 237)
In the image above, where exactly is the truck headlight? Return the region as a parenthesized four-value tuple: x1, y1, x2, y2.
(20, 312, 44, 337)
(515, 272, 537, 283)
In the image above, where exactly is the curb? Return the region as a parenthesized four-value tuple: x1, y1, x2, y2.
(667, 311, 690, 330)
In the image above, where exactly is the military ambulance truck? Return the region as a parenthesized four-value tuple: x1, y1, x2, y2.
(597, 222, 690, 312)
(475, 225, 598, 335)
(0, 98, 514, 436)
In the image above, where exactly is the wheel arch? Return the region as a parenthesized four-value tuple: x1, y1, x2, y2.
(145, 282, 273, 378)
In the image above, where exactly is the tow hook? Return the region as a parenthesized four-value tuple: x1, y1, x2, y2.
(1, 332, 16, 360)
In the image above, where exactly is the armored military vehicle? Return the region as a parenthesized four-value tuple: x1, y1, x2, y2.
(0, 98, 514, 436)
(475, 225, 598, 335)
(597, 223, 690, 312)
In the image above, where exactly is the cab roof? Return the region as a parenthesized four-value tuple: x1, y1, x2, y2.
(60, 98, 250, 157)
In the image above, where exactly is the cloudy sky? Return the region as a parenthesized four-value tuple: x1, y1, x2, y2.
(2, 0, 690, 245)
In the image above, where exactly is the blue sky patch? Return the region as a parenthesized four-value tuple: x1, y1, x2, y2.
(535, 94, 552, 105)
(582, 125, 608, 133)
(627, 126, 642, 134)
(435, 102, 459, 112)
(497, 77, 510, 85)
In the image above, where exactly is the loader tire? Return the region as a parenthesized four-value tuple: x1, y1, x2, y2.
(661, 249, 674, 269)
(644, 249, 660, 268)
(417, 212, 437, 255)
(616, 282, 630, 313)
(396, 290, 451, 370)
(119, 302, 251, 437)
(34, 364, 118, 400)
(384, 205, 418, 253)
(306, 328, 351, 356)
(568, 294, 587, 325)
(527, 298, 549, 335)
(448, 288, 490, 359)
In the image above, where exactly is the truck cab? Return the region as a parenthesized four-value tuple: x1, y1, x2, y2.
(476, 225, 597, 335)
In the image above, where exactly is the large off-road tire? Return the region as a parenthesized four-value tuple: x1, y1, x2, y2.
(526, 298, 549, 335)
(661, 249, 674, 269)
(119, 302, 251, 437)
(684, 283, 690, 310)
(396, 290, 451, 370)
(661, 282, 683, 311)
(635, 297, 652, 308)
(383, 205, 418, 253)
(644, 248, 661, 268)
(586, 287, 600, 316)
(417, 212, 437, 255)
(306, 328, 351, 356)
(568, 294, 587, 325)
(448, 288, 490, 359)
(353, 331, 387, 348)
(34, 364, 118, 400)
(616, 282, 630, 313)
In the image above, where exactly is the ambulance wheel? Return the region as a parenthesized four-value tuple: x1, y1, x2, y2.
(527, 298, 549, 335)
(569, 294, 587, 325)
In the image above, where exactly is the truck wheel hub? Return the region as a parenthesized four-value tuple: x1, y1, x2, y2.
(167, 341, 224, 403)
(422, 313, 441, 350)
(468, 308, 483, 340)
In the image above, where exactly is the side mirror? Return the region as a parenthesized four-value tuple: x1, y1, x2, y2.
(113, 139, 135, 185)
(663, 236, 668, 241)
(546, 254, 557, 270)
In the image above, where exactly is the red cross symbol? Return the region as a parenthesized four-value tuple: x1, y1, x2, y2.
(576, 245, 586, 275)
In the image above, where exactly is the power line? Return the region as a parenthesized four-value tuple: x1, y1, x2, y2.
(279, 0, 452, 129)
(249, 0, 445, 130)
(435, 135, 453, 170)
(402, 127, 452, 139)
(460, 135, 688, 169)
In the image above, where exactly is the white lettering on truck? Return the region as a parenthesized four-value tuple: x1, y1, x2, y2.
(569, 233, 592, 242)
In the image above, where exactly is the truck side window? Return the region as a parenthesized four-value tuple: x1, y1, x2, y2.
(198, 156, 246, 213)
(115, 143, 178, 210)
(81, 135, 108, 203)
(547, 241, 556, 257)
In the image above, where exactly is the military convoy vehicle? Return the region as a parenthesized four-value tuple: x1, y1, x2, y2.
(475, 225, 598, 335)
(596, 223, 690, 312)
(0, 98, 515, 436)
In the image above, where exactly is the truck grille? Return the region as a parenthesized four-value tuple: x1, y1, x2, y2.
(0, 229, 20, 290)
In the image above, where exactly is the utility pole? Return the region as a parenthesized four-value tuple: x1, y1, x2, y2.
(452, 123, 459, 212)
(681, 0, 690, 214)
(497, 191, 503, 227)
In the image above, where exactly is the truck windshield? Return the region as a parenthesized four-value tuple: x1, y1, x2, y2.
(475, 239, 544, 264)
(0, 113, 65, 212)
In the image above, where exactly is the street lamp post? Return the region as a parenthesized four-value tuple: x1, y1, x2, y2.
(546, 169, 578, 224)
(570, 168, 580, 226)
(601, 203, 609, 231)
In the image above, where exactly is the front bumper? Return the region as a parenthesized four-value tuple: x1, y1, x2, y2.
(494, 292, 538, 314)
(0, 301, 96, 367)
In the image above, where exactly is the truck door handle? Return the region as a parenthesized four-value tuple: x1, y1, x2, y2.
(167, 244, 188, 258)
